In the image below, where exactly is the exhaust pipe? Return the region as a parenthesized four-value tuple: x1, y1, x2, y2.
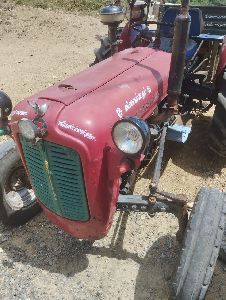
(167, 0, 191, 111)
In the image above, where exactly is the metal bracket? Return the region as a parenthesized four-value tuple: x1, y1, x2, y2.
(117, 120, 188, 241)
(117, 191, 188, 241)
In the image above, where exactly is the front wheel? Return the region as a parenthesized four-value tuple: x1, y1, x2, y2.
(172, 187, 226, 300)
(0, 140, 41, 226)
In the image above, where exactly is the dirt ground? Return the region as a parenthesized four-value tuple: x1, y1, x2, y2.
(0, 3, 226, 300)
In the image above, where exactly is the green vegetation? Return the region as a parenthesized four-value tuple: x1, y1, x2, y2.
(13, 0, 226, 12)
(14, 0, 109, 12)
(170, 0, 225, 4)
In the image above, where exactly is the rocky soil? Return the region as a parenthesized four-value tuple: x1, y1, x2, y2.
(0, 3, 226, 299)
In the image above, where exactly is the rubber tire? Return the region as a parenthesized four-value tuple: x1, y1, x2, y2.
(172, 187, 226, 300)
(219, 225, 226, 263)
(209, 72, 226, 157)
(0, 140, 41, 226)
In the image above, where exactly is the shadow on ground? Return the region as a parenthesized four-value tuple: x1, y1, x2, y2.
(0, 209, 226, 299)
(0, 212, 143, 277)
(141, 115, 226, 181)
(0, 211, 179, 299)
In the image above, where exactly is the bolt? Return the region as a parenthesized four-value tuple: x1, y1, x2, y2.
(149, 196, 156, 204)
(131, 205, 137, 211)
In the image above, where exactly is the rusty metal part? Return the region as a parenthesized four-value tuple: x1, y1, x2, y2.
(108, 24, 120, 55)
(117, 191, 188, 241)
(181, 0, 189, 14)
(206, 41, 221, 83)
(167, 0, 191, 111)
(149, 196, 156, 204)
(151, 109, 175, 124)
(151, 124, 167, 192)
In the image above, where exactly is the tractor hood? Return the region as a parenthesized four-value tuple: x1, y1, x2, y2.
(23, 47, 170, 106)
(12, 47, 171, 149)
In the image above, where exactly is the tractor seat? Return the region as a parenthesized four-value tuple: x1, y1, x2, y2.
(159, 8, 204, 59)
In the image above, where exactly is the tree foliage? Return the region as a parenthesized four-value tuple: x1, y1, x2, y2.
(169, 0, 225, 4)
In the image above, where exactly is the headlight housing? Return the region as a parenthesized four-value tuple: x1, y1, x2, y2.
(112, 117, 150, 155)
(18, 119, 40, 141)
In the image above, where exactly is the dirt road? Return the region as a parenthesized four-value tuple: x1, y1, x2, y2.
(0, 3, 226, 300)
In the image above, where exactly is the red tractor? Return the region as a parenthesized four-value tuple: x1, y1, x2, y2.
(0, 0, 226, 298)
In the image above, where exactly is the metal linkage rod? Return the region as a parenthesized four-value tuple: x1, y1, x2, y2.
(117, 192, 188, 241)
(151, 125, 167, 191)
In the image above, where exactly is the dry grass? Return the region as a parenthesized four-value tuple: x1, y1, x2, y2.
(14, 0, 110, 12)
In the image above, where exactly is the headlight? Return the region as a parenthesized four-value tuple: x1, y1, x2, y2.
(18, 119, 39, 141)
(112, 117, 150, 155)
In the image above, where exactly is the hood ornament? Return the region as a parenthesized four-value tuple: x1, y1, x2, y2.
(29, 102, 48, 121)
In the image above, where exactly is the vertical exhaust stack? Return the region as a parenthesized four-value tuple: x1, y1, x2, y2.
(167, 0, 191, 112)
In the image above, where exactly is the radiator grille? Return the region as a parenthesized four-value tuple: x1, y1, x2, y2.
(20, 136, 89, 221)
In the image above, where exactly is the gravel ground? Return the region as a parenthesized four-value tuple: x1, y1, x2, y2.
(0, 3, 226, 300)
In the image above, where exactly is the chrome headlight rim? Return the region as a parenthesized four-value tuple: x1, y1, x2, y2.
(18, 119, 40, 141)
(112, 116, 150, 156)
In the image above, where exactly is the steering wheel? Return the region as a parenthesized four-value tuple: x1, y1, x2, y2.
(130, 20, 174, 47)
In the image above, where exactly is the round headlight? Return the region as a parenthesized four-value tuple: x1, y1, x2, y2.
(18, 119, 39, 141)
(112, 117, 150, 155)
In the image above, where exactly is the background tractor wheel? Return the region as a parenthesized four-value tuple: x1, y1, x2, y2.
(173, 187, 226, 300)
(0, 140, 41, 226)
(209, 72, 226, 157)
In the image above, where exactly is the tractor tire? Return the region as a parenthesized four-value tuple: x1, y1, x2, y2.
(209, 72, 226, 157)
(0, 140, 41, 226)
(219, 225, 226, 263)
(172, 187, 226, 300)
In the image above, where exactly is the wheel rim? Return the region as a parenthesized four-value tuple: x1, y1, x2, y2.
(3, 164, 36, 211)
(219, 227, 226, 263)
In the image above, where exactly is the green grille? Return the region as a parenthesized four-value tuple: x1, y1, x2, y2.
(20, 136, 89, 221)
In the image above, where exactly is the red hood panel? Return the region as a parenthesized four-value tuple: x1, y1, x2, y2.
(13, 48, 171, 150)
(57, 48, 171, 149)
(25, 48, 164, 106)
